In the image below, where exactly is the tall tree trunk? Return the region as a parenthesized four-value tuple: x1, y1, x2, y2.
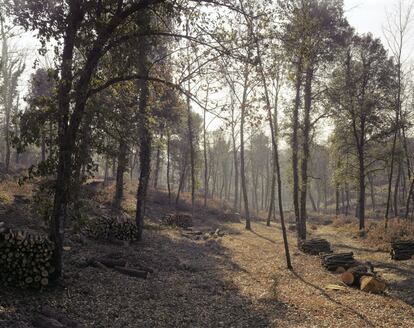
(135, 15, 152, 240)
(49, 1, 83, 280)
(104, 155, 109, 186)
(368, 173, 375, 212)
(175, 159, 187, 206)
(345, 183, 350, 216)
(299, 67, 313, 240)
(394, 161, 402, 218)
(167, 131, 172, 205)
(114, 139, 128, 209)
(186, 90, 196, 216)
(240, 75, 251, 229)
(267, 148, 276, 226)
(41, 129, 46, 163)
(358, 153, 366, 230)
(309, 189, 317, 213)
(292, 59, 303, 236)
(335, 184, 340, 217)
(253, 31, 292, 269)
(231, 115, 239, 212)
(153, 133, 163, 190)
(203, 86, 210, 208)
(385, 132, 398, 225)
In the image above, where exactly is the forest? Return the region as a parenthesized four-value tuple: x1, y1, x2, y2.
(0, 0, 414, 327)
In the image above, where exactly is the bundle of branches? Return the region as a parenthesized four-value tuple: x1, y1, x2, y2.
(320, 252, 356, 271)
(390, 240, 414, 261)
(0, 229, 54, 289)
(299, 238, 331, 255)
(85, 216, 139, 242)
(161, 213, 193, 229)
(341, 263, 386, 293)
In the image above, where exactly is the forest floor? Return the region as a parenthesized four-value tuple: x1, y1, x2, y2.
(0, 182, 414, 328)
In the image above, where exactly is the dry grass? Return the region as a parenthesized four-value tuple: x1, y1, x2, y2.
(364, 219, 414, 250)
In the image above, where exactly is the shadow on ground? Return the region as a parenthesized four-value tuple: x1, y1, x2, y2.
(0, 220, 296, 328)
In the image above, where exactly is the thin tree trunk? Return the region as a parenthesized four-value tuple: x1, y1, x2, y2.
(394, 161, 402, 218)
(368, 173, 375, 212)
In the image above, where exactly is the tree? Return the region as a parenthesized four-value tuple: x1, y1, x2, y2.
(329, 33, 396, 231)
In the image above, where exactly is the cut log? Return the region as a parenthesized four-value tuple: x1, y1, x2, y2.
(299, 238, 331, 255)
(390, 240, 414, 261)
(113, 266, 148, 279)
(335, 266, 346, 274)
(360, 276, 386, 293)
(341, 271, 355, 286)
(341, 265, 373, 286)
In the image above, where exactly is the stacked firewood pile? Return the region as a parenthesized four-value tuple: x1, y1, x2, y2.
(218, 212, 241, 223)
(0, 223, 55, 289)
(299, 238, 331, 255)
(85, 216, 139, 241)
(320, 252, 356, 271)
(161, 213, 193, 228)
(390, 240, 414, 260)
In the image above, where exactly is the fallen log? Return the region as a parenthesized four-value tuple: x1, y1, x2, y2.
(113, 266, 148, 279)
(299, 238, 331, 255)
(390, 240, 414, 261)
(93, 258, 127, 268)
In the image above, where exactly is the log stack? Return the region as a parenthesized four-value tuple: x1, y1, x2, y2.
(390, 240, 414, 261)
(0, 229, 54, 289)
(321, 252, 356, 271)
(299, 238, 331, 255)
(85, 216, 139, 242)
(161, 213, 193, 229)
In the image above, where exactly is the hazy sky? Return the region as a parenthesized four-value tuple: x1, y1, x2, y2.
(344, 0, 388, 38)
